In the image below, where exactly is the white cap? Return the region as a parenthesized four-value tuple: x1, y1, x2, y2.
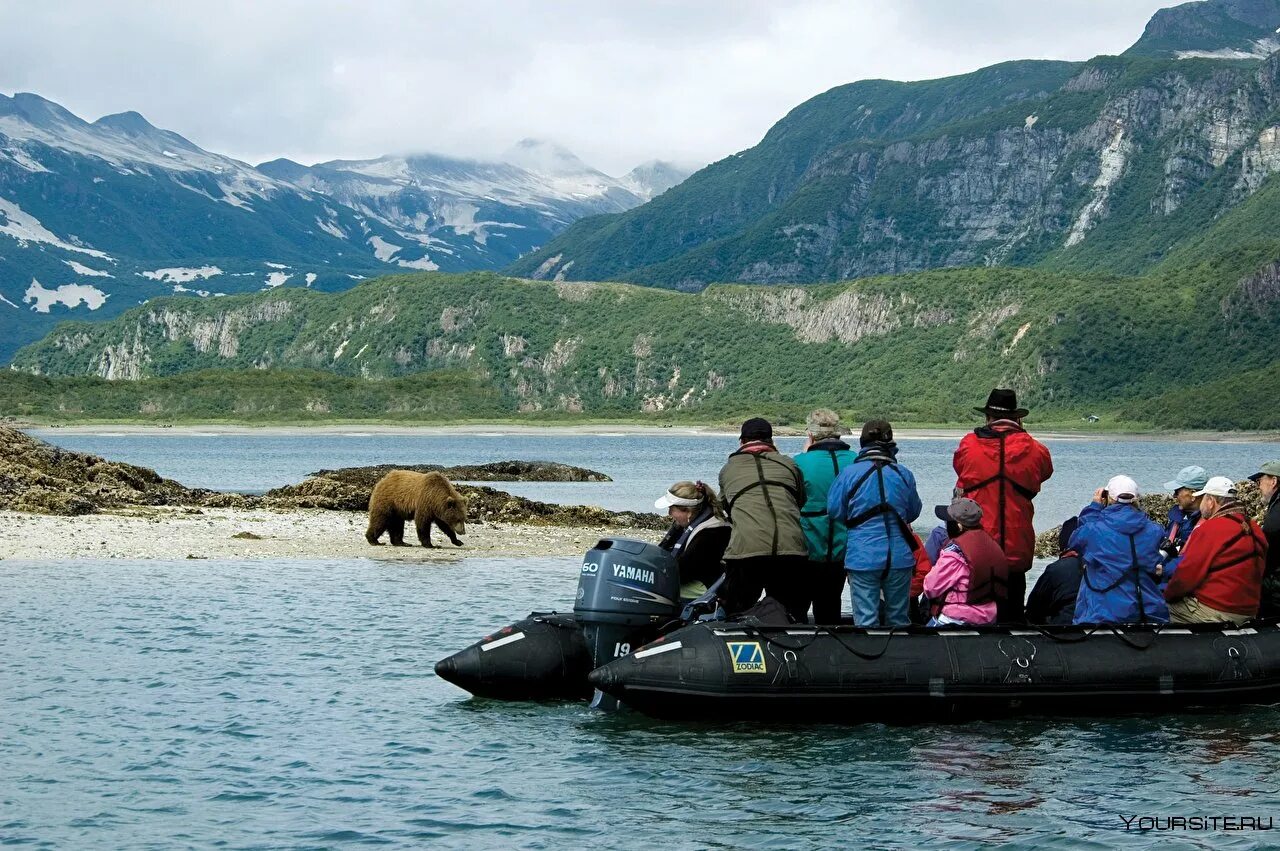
(655, 490, 702, 511)
(1105, 475, 1140, 504)
(1194, 476, 1237, 499)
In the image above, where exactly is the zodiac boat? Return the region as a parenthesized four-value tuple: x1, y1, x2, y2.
(435, 538, 1280, 720)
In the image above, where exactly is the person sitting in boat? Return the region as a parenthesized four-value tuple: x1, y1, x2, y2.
(793, 408, 856, 624)
(921, 498, 1007, 626)
(1070, 475, 1168, 625)
(1156, 465, 1208, 581)
(718, 418, 808, 619)
(1252, 460, 1280, 617)
(923, 504, 951, 565)
(826, 420, 923, 627)
(655, 480, 732, 601)
(1164, 477, 1267, 625)
(1025, 516, 1082, 625)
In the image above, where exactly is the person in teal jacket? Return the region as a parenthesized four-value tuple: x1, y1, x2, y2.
(794, 409, 857, 624)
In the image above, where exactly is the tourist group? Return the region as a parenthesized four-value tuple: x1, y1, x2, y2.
(652, 389, 1280, 628)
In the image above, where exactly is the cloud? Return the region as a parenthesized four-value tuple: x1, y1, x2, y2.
(0, 0, 1170, 174)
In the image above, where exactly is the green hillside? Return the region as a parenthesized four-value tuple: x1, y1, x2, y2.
(8, 260, 1278, 429)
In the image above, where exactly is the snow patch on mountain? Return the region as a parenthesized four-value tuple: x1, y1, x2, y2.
(305, 273, 317, 287)
(0, 198, 111, 258)
(0, 292, 19, 309)
(24, 280, 108, 313)
(64, 260, 113, 277)
(141, 266, 222, 283)
(368, 235, 401, 262)
(315, 216, 346, 239)
(265, 272, 292, 288)
(1176, 36, 1280, 59)
(395, 255, 439, 271)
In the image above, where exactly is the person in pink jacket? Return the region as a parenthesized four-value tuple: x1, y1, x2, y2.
(922, 498, 1007, 626)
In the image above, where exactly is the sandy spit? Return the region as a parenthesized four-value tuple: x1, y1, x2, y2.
(0, 507, 660, 562)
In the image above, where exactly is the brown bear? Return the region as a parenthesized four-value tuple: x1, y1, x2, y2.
(365, 470, 467, 548)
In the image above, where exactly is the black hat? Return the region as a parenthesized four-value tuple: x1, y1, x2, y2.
(860, 419, 893, 446)
(739, 417, 773, 442)
(975, 388, 1029, 419)
(1058, 515, 1080, 554)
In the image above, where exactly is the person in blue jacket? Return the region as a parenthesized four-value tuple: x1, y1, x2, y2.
(1070, 474, 1169, 624)
(1156, 465, 1207, 583)
(826, 419, 923, 627)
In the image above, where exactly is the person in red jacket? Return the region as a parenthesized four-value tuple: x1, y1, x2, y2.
(1165, 476, 1268, 625)
(953, 389, 1054, 623)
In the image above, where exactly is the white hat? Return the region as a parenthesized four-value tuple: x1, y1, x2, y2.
(1105, 474, 1140, 504)
(654, 489, 702, 511)
(1193, 476, 1237, 499)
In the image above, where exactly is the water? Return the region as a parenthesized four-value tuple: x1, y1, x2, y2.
(24, 428, 1280, 529)
(3, 556, 1279, 849)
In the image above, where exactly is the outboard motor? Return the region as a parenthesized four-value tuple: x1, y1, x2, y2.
(574, 538, 681, 710)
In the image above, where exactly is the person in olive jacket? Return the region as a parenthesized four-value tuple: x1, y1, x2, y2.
(718, 417, 808, 620)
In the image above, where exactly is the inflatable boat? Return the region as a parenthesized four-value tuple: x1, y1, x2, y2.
(587, 620, 1280, 721)
(435, 537, 1280, 720)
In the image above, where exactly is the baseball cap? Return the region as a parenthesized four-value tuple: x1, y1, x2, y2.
(1164, 465, 1208, 493)
(947, 497, 984, 527)
(1248, 460, 1280, 483)
(739, 417, 773, 442)
(1193, 476, 1237, 498)
(1105, 475, 1140, 504)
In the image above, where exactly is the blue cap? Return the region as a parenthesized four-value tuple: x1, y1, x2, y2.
(1164, 465, 1208, 493)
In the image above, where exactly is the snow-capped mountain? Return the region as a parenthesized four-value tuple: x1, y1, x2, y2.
(618, 160, 696, 201)
(0, 92, 694, 361)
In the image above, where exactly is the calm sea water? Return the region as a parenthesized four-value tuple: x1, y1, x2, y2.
(23, 429, 1280, 530)
(4, 556, 1279, 849)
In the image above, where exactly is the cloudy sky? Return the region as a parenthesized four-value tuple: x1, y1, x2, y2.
(2, 0, 1173, 175)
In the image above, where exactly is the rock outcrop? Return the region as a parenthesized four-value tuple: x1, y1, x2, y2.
(305, 461, 611, 486)
(0, 427, 661, 530)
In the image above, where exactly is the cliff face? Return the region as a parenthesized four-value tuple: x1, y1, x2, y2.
(509, 48, 1280, 288)
(11, 265, 1278, 424)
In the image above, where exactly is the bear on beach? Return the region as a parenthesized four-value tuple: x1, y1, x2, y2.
(366, 470, 468, 548)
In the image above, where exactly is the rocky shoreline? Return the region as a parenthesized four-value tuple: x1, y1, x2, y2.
(0, 427, 665, 560)
(1033, 481, 1267, 557)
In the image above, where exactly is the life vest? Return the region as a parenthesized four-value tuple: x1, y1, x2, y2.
(953, 528, 1009, 605)
(1188, 510, 1267, 593)
(1080, 531, 1157, 623)
(842, 447, 920, 573)
(723, 446, 803, 557)
(960, 425, 1037, 552)
(798, 442, 853, 563)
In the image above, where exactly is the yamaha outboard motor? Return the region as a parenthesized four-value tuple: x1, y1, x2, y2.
(575, 538, 681, 710)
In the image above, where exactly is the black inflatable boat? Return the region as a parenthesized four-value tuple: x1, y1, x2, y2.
(435, 537, 1280, 720)
(587, 620, 1280, 721)
(436, 537, 685, 705)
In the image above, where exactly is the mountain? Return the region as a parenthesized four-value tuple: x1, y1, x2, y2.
(1126, 0, 1280, 58)
(0, 95, 692, 361)
(618, 160, 694, 200)
(508, 0, 1280, 290)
